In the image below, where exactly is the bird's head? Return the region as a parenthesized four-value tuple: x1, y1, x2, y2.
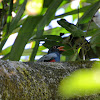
(48, 46, 66, 54)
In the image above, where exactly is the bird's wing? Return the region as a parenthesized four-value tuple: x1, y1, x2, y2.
(37, 53, 57, 62)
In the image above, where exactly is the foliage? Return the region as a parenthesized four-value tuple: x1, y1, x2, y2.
(0, 0, 100, 61)
(58, 62, 100, 99)
(58, 61, 100, 99)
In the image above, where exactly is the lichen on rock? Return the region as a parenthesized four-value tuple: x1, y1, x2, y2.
(0, 60, 50, 100)
(0, 60, 96, 100)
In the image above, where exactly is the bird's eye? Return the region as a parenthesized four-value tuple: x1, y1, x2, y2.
(53, 46, 56, 49)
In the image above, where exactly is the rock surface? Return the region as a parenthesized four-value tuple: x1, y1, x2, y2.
(0, 60, 95, 100)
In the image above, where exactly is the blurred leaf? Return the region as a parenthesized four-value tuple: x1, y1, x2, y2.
(36, 45, 47, 56)
(19, 0, 25, 4)
(44, 27, 68, 35)
(78, 1, 100, 24)
(62, 45, 74, 56)
(0, 0, 13, 52)
(25, 0, 43, 16)
(70, 48, 81, 61)
(93, 47, 100, 57)
(22, 48, 33, 56)
(9, 0, 27, 34)
(81, 0, 99, 3)
(79, 22, 99, 32)
(43, 0, 53, 7)
(60, 55, 66, 62)
(57, 19, 85, 37)
(58, 64, 100, 99)
(0, 46, 11, 55)
(36, 0, 64, 38)
(30, 0, 63, 61)
(33, 35, 63, 41)
(55, 5, 91, 19)
(0, 0, 27, 52)
(6, 0, 13, 34)
(38, 45, 47, 51)
(9, 16, 42, 61)
(87, 28, 100, 37)
(0, 45, 44, 57)
(59, 0, 70, 8)
(90, 29, 100, 47)
(12, 18, 26, 33)
(12, 27, 21, 33)
(43, 40, 62, 48)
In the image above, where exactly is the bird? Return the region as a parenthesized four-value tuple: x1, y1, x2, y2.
(37, 46, 65, 62)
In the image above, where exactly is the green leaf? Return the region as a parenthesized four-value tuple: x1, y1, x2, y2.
(44, 27, 68, 35)
(36, 0, 64, 38)
(57, 19, 85, 37)
(86, 28, 100, 37)
(35, 46, 47, 56)
(78, 1, 100, 24)
(0, 0, 27, 52)
(70, 48, 81, 61)
(43, 40, 62, 48)
(55, 5, 91, 19)
(22, 43, 46, 56)
(63, 46, 74, 56)
(43, 0, 53, 7)
(90, 29, 100, 47)
(58, 64, 100, 99)
(33, 35, 63, 41)
(0, 0, 13, 53)
(25, 0, 43, 15)
(81, 0, 99, 4)
(9, 16, 42, 61)
(6, 0, 13, 34)
(9, 0, 27, 34)
(0, 46, 11, 55)
(22, 48, 33, 56)
(78, 21, 99, 31)
(30, 0, 63, 61)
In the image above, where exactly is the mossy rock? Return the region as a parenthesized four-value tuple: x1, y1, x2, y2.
(1, 60, 100, 100)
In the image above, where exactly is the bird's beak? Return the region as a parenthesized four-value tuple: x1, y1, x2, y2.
(57, 46, 66, 51)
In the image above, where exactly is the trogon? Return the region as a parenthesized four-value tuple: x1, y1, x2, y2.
(37, 46, 65, 62)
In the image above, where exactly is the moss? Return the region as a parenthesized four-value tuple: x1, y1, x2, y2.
(0, 60, 98, 100)
(1, 65, 50, 100)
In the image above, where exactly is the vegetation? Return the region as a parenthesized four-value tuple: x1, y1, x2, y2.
(0, 0, 100, 61)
